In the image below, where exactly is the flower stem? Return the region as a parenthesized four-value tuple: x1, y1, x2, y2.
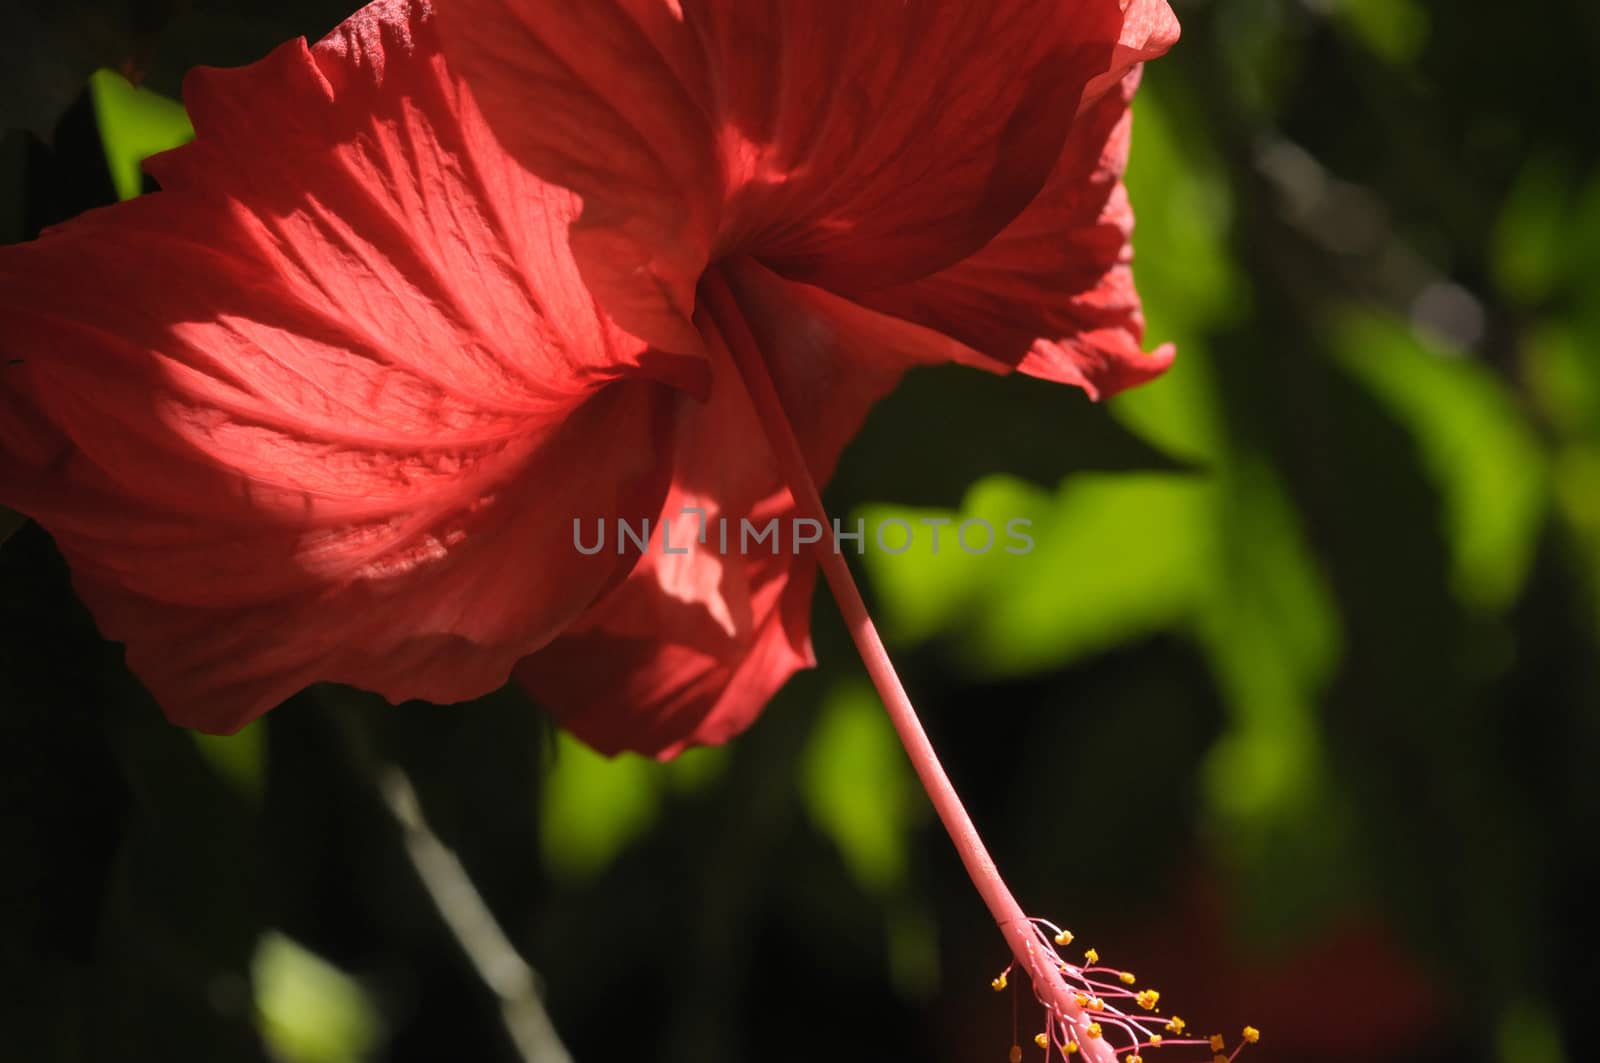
(702, 268, 1098, 1053)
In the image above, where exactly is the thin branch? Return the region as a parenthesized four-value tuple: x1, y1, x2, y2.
(336, 707, 572, 1063)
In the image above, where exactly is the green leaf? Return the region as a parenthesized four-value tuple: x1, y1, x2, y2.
(253, 932, 381, 1063)
(829, 364, 1188, 517)
(190, 719, 265, 802)
(90, 68, 192, 200)
(1496, 998, 1571, 1063)
(799, 681, 921, 896)
(1333, 310, 1549, 611)
(1123, 83, 1243, 345)
(1200, 458, 1341, 722)
(539, 733, 661, 883)
(1333, 0, 1432, 66)
(1493, 156, 1579, 307)
(861, 472, 1212, 675)
(1194, 458, 1353, 931)
(1112, 82, 1239, 464)
(1527, 321, 1600, 440)
(537, 732, 726, 882)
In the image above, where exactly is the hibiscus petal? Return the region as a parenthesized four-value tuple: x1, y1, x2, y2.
(437, 0, 1137, 347)
(0, 0, 685, 732)
(518, 259, 962, 757)
(1082, 0, 1183, 108)
(851, 66, 1175, 401)
(516, 549, 819, 759)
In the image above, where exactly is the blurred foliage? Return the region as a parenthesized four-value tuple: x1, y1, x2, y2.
(2, 2, 1599, 1063)
(90, 68, 193, 200)
(800, 681, 923, 897)
(192, 721, 267, 802)
(1330, 309, 1547, 611)
(253, 932, 380, 1063)
(538, 733, 726, 883)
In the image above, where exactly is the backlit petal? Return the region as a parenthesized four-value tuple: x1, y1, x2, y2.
(1082, 0, 1182, 107)
(852, 67, 1175, 400)
(438, 0, 1137, 345)
(518, 259, 960, 757)
(0, 0, 683, 731)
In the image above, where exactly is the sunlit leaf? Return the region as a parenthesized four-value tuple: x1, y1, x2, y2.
(1201, 457, 1341, 714)
(1496, 998, 1569, 1063)
(89, 68, 192, 201)
(1494, 156, 1579, 308)
(1333, 310, 1548, 611)
(853, 494, 1007, 648)
(1552, 444, 1600, 624)
(1527, 321, 1600, 440)
(831, 364, 1185, 518)
(1346, 314, 1546, 600)
(536, 731, 727, 883)
(1332, 0, 1431, 65)
(1112, 84, 1239, 464)
(661, 741, 729, 793)
(190, 719, 265, 802)
(1204, 0, 1300, 122)
(1123, 84, 1243, 345)
(968, 474, 1212, 674)
(1195, 458, 1353, 930)
(800, 681, 921, 896)
(539, 732, 660, 883)
(863, 473, 1212, 675)
(1555, 446, 1600, 534)
(253, 932, 381, 1063)
(885, 903, 939, 1002)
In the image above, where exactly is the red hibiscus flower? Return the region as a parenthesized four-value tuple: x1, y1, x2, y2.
(0, 3, 1255, 1056)
(0, 0, 1174, 756)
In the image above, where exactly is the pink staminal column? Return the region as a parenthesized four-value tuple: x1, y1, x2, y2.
(702, 268, 1256, 1063)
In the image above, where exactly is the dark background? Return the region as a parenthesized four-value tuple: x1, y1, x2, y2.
(2, 1, 1597, 1061)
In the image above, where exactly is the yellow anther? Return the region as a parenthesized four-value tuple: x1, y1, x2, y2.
(1242, 1026, 1260, 1044)
(1035, 1033, 1050, 1049)
(1008, 1046, 1022, 1063)
(1074, 993, 1090, 1007)
(1136, 989, 1161, 1010)
(1150, 1036, 1163, 1046)
(1210, 1034, 1225, 1051)
(992, 973, 1008, 992)
(1165, 1017, 1186, 1035)
(1055, 929, 1075, 946)
(1129, 1056, 1143, 1063)
(1087, 997, 1105, 1013)
(1085, 1024, 1103, 1040)
(1084, 948, 1100, 965)
(1214, 1056, 1228, 1063)
(1119, 971, 1137, 985)
(1064, 1043, 1079, 1056)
